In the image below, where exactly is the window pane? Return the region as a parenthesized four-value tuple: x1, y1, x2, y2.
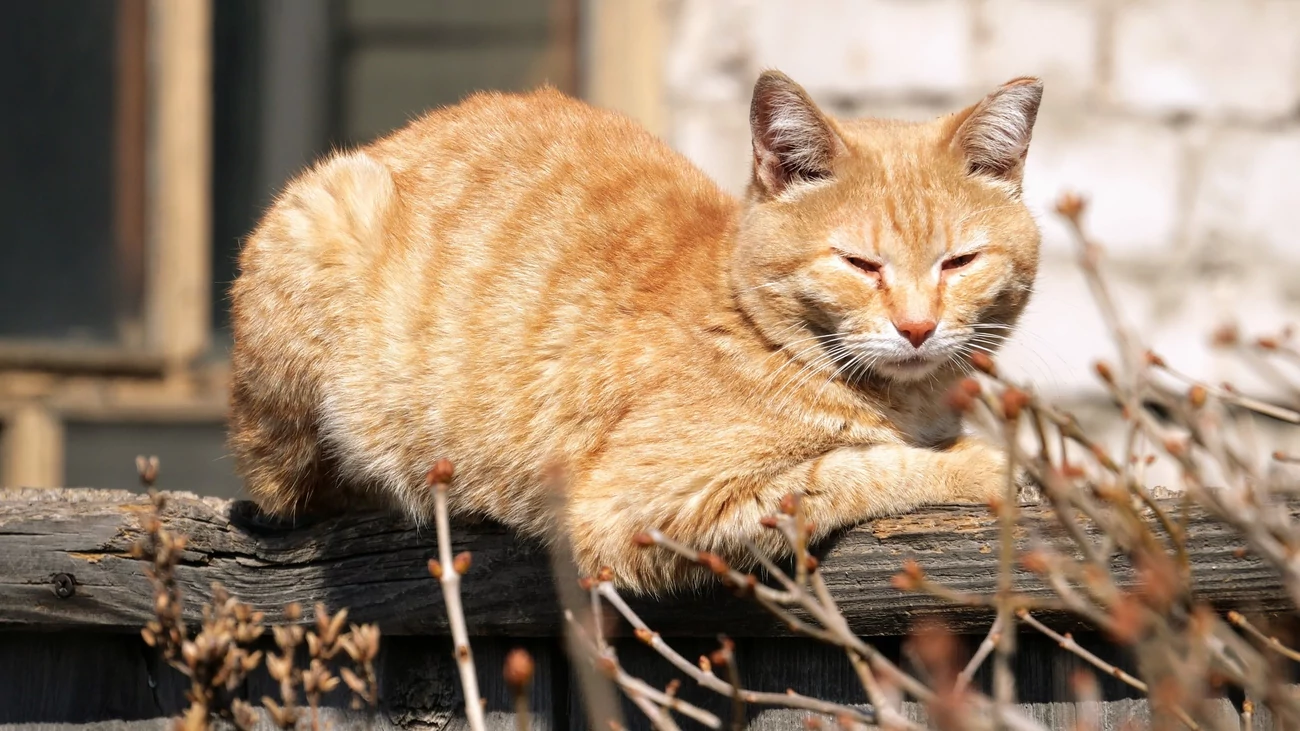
(211, 0, 265, 335)
(64, 421, 242, 498)
(208, 0, 577, 333)
(338, 0, 571, 145)
(0, 1, 127, 343)
(346, 0, 551, 28)
(344, 44, 554, 143)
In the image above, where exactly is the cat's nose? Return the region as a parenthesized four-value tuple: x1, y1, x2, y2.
(893, 319, 936, 348)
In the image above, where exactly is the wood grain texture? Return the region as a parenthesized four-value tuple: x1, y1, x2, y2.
(0, 488, 1291, 638)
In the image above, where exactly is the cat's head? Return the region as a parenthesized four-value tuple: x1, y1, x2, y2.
(732, 70, 1043, 384)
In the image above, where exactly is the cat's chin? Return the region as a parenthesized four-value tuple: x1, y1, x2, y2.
(871, 354, 947, 382)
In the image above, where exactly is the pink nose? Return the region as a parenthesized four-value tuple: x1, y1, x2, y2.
(894, 320, 936, 348)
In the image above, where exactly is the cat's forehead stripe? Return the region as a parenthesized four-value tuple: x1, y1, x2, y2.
(830, 217, 991, 258)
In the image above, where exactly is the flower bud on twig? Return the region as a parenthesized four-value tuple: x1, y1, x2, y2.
(503, 648, 535, 691)
(453, 551, 473, 575)
(779, 493, 799, 516)
(1093, 361, 1114, 386)
(426, 458, 455, 487)
(1001, 387, 1029, 421)
(970, 352, 996, 375)
(1054, 192, 1086, 221)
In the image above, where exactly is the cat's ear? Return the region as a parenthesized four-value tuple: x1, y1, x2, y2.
(749, 70, 845, 199)
(948, 77, 1043, 192)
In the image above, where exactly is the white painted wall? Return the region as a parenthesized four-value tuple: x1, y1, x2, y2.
(659, 0, 1300, 403)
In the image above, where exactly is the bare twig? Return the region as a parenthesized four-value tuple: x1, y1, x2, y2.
(1018, 610, 1201, 730)
(564, 608, 722, 728)
(596, 582, 876, 724)
(1017, 610, 1148, 693)
(1153, 360, 1300, 424)
(542, 467, 627, 731)
(994, 395, 1024, 713)
(711, 637, 746, 731)
(1227, 611, 1300, 664)
(955, 616, 1002, 694)
(426, 460, 486, 731)
(642, 529, 936, 704)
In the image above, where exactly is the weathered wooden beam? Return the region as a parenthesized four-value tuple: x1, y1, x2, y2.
(0, 488, 1291, 637)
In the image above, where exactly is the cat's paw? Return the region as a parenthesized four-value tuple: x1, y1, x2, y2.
(943, 440, 1027, 506)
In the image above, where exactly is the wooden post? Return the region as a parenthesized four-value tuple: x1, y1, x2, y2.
(547, 0, 581, 95)
(584, 0, 665, 136)
(114, 0, 149, 349)
(146, 0, 213, 375)
(1, 403, 64, 488)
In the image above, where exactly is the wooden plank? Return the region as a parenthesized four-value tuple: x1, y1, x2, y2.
(1, 628, 1267, 730)
(0, 342, 165, 377)
(0, 628, 556, 730)
(0, 365, 228, 422)
(0, 488, 1290, 638)
(113, 0, 149, 349)
(546, 0, 581, 95)
(145, 0, 212, 373)
(0, 699, 1273, 731)
(585, 0, 665, 136)
(1, 403, 64, 488)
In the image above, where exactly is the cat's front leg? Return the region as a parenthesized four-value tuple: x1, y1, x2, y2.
(566, 438, 1016, 594)
(789, 437, 1015, 522)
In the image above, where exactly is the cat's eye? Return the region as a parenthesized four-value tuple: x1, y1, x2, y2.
(942, 252, 979, 271)
(844, 256, 882, 275)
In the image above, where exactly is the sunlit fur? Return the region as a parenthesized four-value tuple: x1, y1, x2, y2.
(229, 71, 1043, 594)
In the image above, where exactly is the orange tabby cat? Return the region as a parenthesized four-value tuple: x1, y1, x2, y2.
(229, 70, 1043, 593)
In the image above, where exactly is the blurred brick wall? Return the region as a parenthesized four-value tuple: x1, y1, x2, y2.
(658, 0, 1300, 413)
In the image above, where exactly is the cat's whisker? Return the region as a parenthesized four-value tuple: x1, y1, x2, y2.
(964, 330, 1069, 384)
(761, 338, 841, 391)
(755, 333, 843, 388)
(774, 344, 851, 415)
(855, 355, 881, 388)
(766, 346, 843, 410)
(957, 338, 1062, 390)
(970, 322, 1060, 350)
(759, 337, 838, 368)
(812, 348, 864, 403)
(735, 281, 784, 296)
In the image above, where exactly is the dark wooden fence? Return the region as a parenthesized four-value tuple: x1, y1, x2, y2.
(1, 488, 1293, 729)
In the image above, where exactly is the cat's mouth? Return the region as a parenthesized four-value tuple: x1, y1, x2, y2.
(873, 351, 946, 380)
(891, 354, 939, 370)
(836, 335, 951, 381)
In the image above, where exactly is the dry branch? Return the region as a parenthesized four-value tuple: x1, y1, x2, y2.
(425, 460, 486, 731)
